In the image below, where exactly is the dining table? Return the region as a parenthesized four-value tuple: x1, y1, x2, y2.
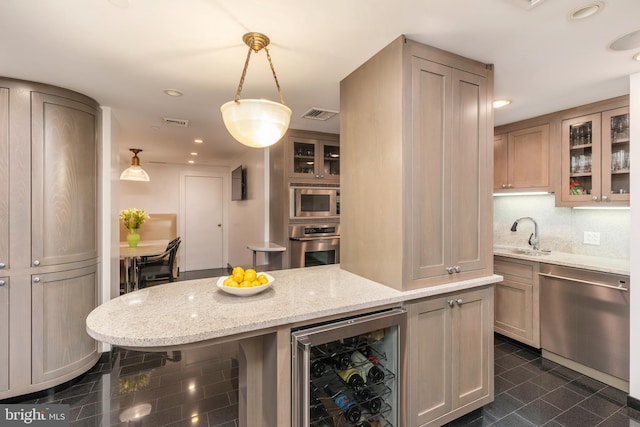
(120, 240, 169, 293)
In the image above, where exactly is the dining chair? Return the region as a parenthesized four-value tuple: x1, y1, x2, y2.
(136, 239, 181, 288)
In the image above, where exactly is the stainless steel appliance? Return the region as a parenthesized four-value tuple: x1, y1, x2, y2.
(289, 223, 340, 268)
(290, 186, 340, 219)
(292, 308, 406, 426)
(539, 264, 630, 381)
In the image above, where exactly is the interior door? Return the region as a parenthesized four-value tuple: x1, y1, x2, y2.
(184, 175, 224, 270)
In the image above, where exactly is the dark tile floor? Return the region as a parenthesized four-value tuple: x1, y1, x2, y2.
(446, 335, 640, 427)
(2, 341, 241, 427)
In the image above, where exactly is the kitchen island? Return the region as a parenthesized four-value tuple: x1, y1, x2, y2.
(87, 265, 502, 426)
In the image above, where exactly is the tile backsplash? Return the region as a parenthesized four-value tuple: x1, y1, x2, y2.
(493, 194, 630, 259)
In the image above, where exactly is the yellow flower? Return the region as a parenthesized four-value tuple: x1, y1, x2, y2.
(119, 208, 150, 230)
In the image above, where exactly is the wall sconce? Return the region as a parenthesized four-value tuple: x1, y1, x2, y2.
(120, 149, 150, 181)
(220, 32, 292, 148)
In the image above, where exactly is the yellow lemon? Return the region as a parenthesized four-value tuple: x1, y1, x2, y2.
(223, 277, 235, 287)
(244, 269, 257, 282)
(232, 272, 244, 283)
(240, 280, 251, 288)
(232, 266, 245, 276)
(257, 274, 269, 285)
(250, 280, 260, 288)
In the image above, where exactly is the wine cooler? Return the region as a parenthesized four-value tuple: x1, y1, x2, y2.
(291, 308, 406, 426)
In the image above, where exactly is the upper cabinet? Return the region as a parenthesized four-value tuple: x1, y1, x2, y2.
(288, 134, 340, 183)
(493, 123, 552, 193)
(557, 101, 630, 207)
(340, 36, 493, 290)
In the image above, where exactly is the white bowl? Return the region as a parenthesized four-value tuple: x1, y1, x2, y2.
(216, 273, 274, 296)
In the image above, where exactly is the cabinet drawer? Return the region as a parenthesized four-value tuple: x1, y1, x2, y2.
(494, 257, 534, 282)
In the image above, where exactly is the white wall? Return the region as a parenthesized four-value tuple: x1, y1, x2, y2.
(494, 194, 630, 258)
(227, 148, 269, 269)
(119, 161, 230, 267)
(629, 72, 639, 400)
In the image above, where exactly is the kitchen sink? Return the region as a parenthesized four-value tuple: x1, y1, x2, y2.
(507, 248, 551, 256)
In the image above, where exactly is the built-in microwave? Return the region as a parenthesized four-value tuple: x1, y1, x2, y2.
(290, 186, 339, 219)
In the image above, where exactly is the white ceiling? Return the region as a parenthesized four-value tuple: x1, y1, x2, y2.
(2, 0, 639, 167)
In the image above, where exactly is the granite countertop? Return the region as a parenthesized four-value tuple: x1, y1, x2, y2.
(493, 245, 630, 276)
(86, 265, 501, 349)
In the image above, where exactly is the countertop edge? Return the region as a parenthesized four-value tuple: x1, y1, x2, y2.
(493, 248, 630, 276)
(87, 271, 502, 349)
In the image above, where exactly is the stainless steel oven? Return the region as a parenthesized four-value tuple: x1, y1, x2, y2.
(289, 223, 340, 268)
(290, 187, 339, 219)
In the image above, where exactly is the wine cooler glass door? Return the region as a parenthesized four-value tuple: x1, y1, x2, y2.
(291, 308, 406, 427)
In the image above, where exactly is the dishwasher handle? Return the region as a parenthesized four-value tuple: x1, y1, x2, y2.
(539, 272, 629, 292)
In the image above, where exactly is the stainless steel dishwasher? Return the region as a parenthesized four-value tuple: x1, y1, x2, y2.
(539, 264, 630, 381)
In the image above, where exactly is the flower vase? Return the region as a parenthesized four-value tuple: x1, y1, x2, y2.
(127, 229, 140, 248)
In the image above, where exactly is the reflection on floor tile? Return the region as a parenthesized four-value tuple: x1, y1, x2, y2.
(2, 342, 240, 427)
(446, 334, 640, 427)
(3, 332, 639, 427)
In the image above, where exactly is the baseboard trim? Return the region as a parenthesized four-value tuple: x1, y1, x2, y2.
(542, 349, 629, 392)
(628, 395, 640, 410)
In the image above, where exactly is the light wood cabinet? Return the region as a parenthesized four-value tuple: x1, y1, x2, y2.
(288, 134, 339, 183)
(0, 77, 100, 399)
(340, 36, 493, 290)
(557, 99, 629, 207)
(493, 124, 551, 192)
(0, 277, 7, 392)
(407, 286, 494, 427)
(494, 256, 540, 348)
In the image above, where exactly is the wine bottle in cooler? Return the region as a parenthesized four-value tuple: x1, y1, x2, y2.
(327, 342, 351, 370)
(354, 386, 382, 415)
(351, 350, 385, 383)
(337, 365, 365, 389)
(322, 383, 361, 423)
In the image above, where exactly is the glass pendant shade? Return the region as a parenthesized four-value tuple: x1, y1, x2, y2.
(220, 99, 292, 148)
(120, 165, 150, 181)
(120, 148, 150, 181)
(221, 32, 291, 148)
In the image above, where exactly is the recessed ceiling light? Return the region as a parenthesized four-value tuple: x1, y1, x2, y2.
(610, 29, 640, 51)
(188, 160, 195, 164)
(568, 2, 604, 21)
(633, 52, 640, 61)
(194, 139, 203, 144)
(164, 89, 183, 97)
(190, 152, 198, 156)
(493, 99, 512, 108)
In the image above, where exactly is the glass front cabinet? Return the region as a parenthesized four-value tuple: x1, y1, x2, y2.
(559, 107, 630, 207)
(289, 136, 340, 183)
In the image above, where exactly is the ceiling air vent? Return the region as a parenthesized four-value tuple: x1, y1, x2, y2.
(162, 117, 189, 127)
(302, 108, 339, 121)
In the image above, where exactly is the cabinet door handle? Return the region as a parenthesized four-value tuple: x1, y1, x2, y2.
(447, 300, 455, 307)
(507, 184, 513, 188)
(0, 262, 5, 269)
(33, 277, 41, 283)
(33, 260, 40, 266)
(456, 298, 463, 305)
(501, 184, 507, 189)
(0, 280, 5, 286)
(602, 196, 609, 201)
(446, 267, 455, 274)
(454, 265, 461, 273)
(592, 196, 599, 202)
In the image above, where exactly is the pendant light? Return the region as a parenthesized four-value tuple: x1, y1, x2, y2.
(220, 32, 292, 148)
(120, 149, 150, 181)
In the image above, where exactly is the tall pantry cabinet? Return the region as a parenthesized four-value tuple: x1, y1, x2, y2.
(0, 78, 100, 399)
(340, 36, 493, 290)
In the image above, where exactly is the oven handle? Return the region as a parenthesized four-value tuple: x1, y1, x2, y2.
(289, 236, 340, 242)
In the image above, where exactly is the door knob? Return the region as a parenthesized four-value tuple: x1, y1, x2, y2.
(446, 267, 455, 274)
(33, 260, 40, 266)
(447, 300, 455, 307)
(218, 224, 222, 227)
(0, 280, 5, 286)
(454, 265, 461, 273)
(33, 277, 41, 283)
(456, 298, 463, 305)
(0, 262, 5, 269)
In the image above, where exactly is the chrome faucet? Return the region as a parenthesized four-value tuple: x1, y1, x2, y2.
(510, 217, 540, 250)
